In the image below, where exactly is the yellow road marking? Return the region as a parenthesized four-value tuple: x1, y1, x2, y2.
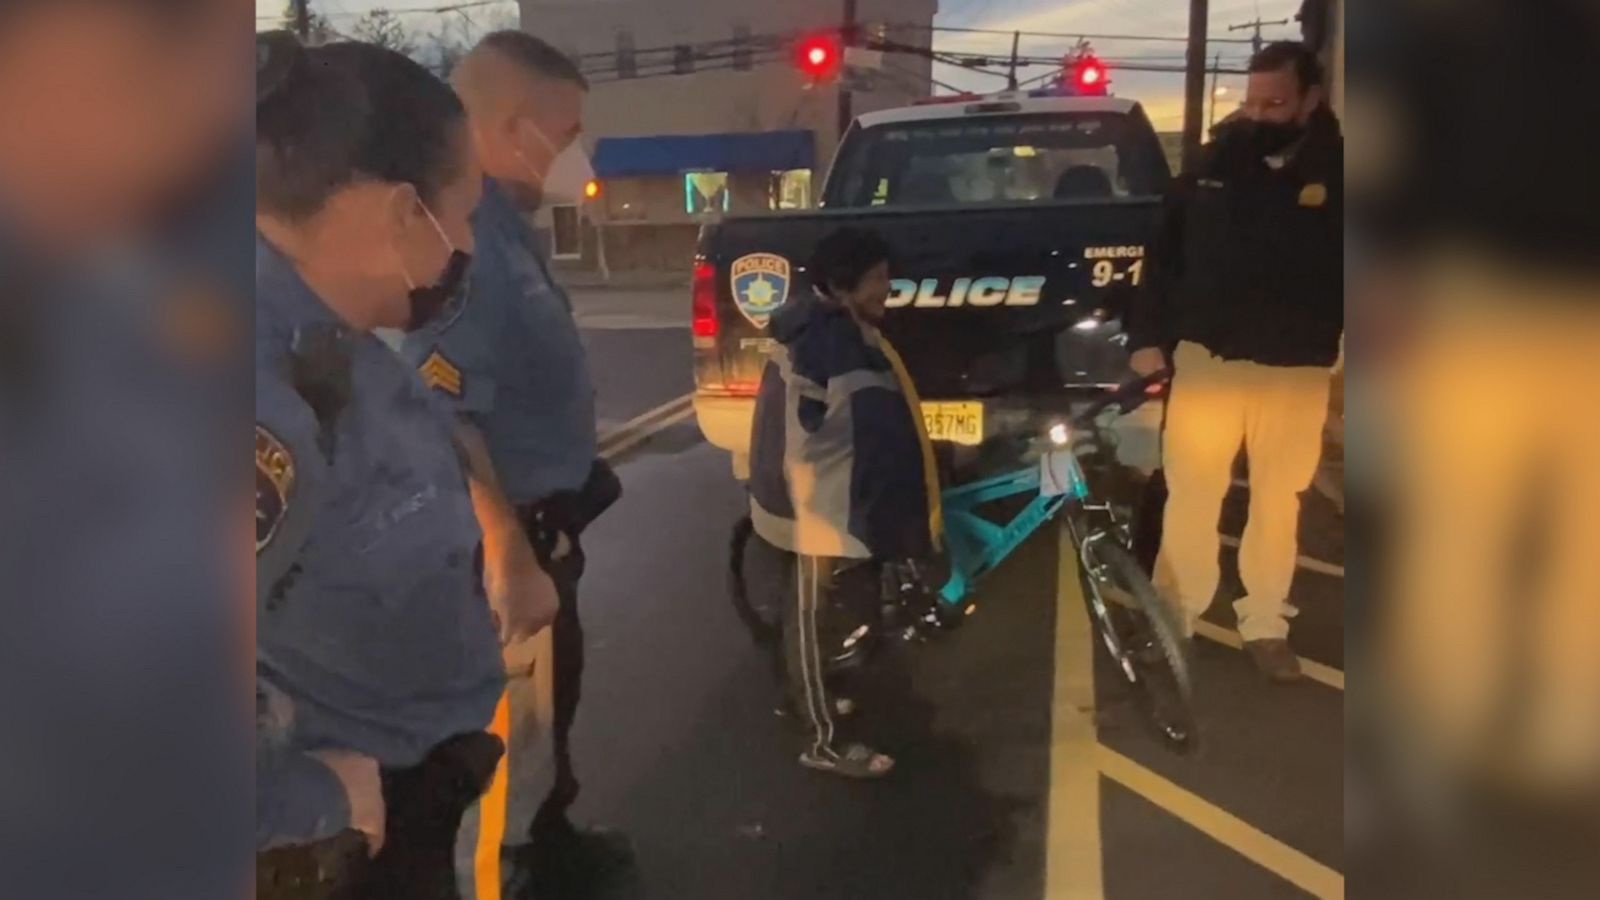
(1045, 524, 1105, 898)
(1097, 747, 1346, 900)
(1191, 620, 1345, 691)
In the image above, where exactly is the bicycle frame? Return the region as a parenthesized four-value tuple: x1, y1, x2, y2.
(937, 446, 1091, 606)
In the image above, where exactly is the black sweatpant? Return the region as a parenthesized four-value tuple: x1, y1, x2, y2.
(748, 535, 880, 757)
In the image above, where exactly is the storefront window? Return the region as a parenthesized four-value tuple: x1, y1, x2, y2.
(684, 171, 730, 214)
(768, 169, 812, 210)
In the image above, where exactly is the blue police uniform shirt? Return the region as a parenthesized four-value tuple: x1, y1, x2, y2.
(255, 237, 503, 847)
(402, 178, 597, 506)
(0, 203, 248, 893)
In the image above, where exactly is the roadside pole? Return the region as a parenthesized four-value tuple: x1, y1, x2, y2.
(1181, 0, 1209, 173)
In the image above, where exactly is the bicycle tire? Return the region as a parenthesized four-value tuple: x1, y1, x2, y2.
(1082, 539, 1198, 751)
(728, 515, 782, 644)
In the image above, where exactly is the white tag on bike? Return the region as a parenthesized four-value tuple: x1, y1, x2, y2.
(1039, 448, 1077, 498)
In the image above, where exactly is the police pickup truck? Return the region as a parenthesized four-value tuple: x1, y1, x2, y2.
(691, 91, 1171, 478)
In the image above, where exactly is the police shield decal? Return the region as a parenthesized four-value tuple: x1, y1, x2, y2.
(729, 252, 791, 328)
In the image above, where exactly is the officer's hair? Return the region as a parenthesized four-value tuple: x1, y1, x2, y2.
(1249, 41, 1324, 93)
(477, 30, 588, 90)
(809, 227, 893, 296)
(256, 39, 467, 222)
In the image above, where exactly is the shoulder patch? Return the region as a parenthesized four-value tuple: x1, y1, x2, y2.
(418, 350, 463, 397)
(256, 425, 294, 553)
(1298, 182, 1328, 208)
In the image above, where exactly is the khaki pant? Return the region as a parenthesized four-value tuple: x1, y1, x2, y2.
(1155, 341, 1332, 641)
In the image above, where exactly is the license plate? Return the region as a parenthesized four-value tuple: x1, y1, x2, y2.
(921, 402, 984, 446)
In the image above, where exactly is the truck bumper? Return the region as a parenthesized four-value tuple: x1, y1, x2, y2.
(693, 393, 754, 480)
(691, 391, 1163, 480)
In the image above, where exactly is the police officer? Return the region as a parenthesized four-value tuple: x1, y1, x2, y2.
(1127, 42, 1343, 682)
(401, 31, 627, 899)
(0, 3, 248, 897)
(254, 38, 556, 898)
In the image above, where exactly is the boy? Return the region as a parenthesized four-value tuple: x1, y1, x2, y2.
(746, 226, 941, 778)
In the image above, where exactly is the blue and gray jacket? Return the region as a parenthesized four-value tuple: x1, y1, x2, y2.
(747, 289, 933, 561)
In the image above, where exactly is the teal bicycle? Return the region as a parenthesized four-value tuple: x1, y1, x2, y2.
(730, 372, 1196, 750)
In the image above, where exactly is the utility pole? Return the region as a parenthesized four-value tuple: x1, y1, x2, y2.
(1229, 16, 1290, 55)
(291, 0, 311, 41)
(1181, 0, 1208, 173)
(837, 0, 858, 146)
(1208, 52, 1222, 130)
(1005, 30, 1020, 90)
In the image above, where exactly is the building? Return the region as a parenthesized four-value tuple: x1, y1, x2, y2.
(517, 0, 939, 274)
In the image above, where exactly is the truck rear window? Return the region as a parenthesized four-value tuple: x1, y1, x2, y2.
(826, 112, 1169, 208)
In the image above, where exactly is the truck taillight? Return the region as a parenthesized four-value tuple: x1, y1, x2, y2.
(692, 262, 718, 341)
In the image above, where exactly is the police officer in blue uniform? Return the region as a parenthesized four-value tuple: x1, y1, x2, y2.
(0, 4, 250, 898)
(254, 39, 554, 899)
(401, 31, 626, 898)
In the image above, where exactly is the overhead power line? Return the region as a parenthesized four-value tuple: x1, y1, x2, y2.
(897, 23, 1258, 45)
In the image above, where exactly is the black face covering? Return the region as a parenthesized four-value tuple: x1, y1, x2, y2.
(1244, 119, 1306, 158)
(1209, 116, 1308, 175)
(405, 248, 471, 332)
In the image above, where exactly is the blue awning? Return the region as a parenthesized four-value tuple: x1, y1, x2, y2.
(591, 130, 815, 178)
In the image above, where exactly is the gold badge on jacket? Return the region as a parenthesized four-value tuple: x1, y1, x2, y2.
(1298, 183, 1329, 208)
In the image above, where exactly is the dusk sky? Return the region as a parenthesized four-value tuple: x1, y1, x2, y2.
(256, 0, 1305, 130)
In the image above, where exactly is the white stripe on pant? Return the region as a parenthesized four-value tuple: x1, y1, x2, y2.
(793, 555, 836, 757)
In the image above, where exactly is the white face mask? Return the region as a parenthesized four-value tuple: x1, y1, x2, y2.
(539, 140, 594, 204)
(512, 121, 592, 207)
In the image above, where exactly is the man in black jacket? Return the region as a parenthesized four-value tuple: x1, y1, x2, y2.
(1128, 42, 1342, 682)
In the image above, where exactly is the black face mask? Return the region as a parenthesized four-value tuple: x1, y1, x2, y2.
(405, 248, 471, 332)
(1241, 119, 1305, 157)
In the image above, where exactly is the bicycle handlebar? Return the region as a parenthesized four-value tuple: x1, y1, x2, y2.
(1073, 368, 1172, 426)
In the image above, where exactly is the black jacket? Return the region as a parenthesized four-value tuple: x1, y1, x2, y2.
(1128, 107, 1344, 368)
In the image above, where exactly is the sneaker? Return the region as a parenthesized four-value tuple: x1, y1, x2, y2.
(1244, 638, 1303, 683)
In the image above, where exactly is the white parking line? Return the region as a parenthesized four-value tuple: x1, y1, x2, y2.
(1191, 620, 1345, 691)
(597, 393, 694, 459)
(1045, 525, 1106, 898)
(1216, 534, 1345, 578)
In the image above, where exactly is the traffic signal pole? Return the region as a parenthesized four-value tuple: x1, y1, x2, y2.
(837, 0, 857, 143)
(1181, 0, 1209, 173)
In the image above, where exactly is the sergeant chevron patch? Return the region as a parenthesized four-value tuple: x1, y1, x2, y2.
(418, 350, 462, 397)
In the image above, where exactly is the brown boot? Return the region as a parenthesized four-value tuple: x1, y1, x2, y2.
(1244, 638, 1303, 683)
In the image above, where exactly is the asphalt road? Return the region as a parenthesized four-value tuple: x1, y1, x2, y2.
(554, 285, 1345, 900)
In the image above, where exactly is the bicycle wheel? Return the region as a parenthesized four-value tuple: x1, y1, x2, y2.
(1080, 538, 1198, 751)
(728, 515, 781, 644)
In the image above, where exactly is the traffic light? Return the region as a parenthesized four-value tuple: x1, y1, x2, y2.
(1072, 56, 1109, 95)
(795, 33, 842, 82)
(583, 179, 601, 201)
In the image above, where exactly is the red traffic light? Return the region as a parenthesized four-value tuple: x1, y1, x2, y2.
(795, 34, 842, 81)
(1073, 56, 1109, 94)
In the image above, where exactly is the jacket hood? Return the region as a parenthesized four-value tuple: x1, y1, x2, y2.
(768, 286, 835, 345)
